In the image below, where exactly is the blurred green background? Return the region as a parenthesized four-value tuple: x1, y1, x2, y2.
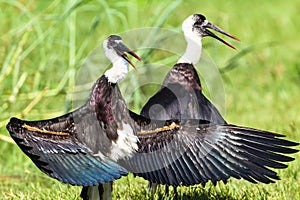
(0, 0, 299, 199)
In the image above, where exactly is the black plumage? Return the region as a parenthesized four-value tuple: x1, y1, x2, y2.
(139, 63, 226, 193)
(7, 35, 144, 187)
(7, 76, 133, 186)
(123, 118, 298, 186)
(141, 63, 225, 124)
(137, 12, 296, 191)
(7, 101, 299, 187)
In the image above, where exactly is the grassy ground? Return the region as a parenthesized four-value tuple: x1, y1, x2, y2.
(1, 0, 300, 199)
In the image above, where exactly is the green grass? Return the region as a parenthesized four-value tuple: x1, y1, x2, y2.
(1, 0, 300, 199)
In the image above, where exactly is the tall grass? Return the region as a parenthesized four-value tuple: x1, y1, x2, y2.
(1, 0, 299, 199)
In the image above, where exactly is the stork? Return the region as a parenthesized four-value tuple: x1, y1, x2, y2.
(7, 35, 142, 187)
(141, 14, 239, 122)
(7, 34, 298, 200)
(140, 14, 239, 194)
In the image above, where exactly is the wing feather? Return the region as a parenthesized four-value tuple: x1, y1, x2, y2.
(7, 116, 128, 186)
(124, 122, 298, 186)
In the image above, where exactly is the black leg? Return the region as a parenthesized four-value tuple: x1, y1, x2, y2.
(80, 186, 88, 200)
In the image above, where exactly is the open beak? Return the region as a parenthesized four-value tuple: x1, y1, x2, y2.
(194, 21, 240, 50)
(114, 42, 142, 70)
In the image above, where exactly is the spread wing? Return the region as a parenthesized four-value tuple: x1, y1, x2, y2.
(6, 76, 139, 186)
(7, 109, 128, 186)
(122, 118, 298, 186)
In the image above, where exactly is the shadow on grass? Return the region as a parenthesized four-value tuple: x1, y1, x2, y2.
(140, 184, 238, 200)
(180, 188, 236, 200)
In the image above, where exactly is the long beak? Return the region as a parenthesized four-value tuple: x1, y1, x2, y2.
(115, 42, 142, 70)
(195, 22, 240, 50)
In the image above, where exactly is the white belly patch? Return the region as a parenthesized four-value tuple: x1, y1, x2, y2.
(110, 122, 138, 161)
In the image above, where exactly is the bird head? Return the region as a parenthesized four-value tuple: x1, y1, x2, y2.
(182, 14, 240, 49)
(103, 35, 142, 70)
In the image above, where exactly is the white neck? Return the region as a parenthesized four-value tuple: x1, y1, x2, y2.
(104, 58, 129, 84)
(177, 36, 202, 65)
(177, 15, 203, 65)
(103, 40, 129, 84)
